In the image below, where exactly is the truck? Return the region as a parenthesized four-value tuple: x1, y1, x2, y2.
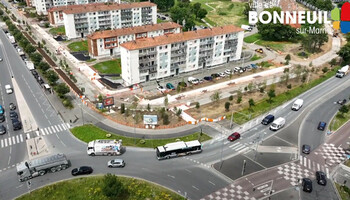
(25, 61, 35, 70)
(87, 139, 123, 156)
(241, 24, 252, 31)
(16, 153, 69, 182)
(9, 35, 15, 44)
(336, 65, 349, 78)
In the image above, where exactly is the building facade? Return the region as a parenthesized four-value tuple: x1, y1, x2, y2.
(87, 22, 182, 58)
(120, 25, 244, 86)
(33, 0, 120, 15)
(57, 2, 157, 39)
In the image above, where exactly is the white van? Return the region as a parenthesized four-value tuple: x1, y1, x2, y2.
(5, 85, 13, 94)
(269, 117, 285, 131)
(188, 77, 199, 84)
(291, 99, 303, 111)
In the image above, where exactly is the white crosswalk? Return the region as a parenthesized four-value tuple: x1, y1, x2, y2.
(229, 142, 250, 153)
(0, 123, 70, 148)
(300, 155, 330, 178)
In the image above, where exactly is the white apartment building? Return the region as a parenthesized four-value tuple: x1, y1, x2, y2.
(120, 25, 244, 86)
(33, 0, 120, 15)
(58, 2, 157, 39)
(87, 22, 182, 58)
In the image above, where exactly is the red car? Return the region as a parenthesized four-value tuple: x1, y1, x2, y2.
(228, 132, 240, 142)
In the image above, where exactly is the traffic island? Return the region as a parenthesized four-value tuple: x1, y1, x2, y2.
(26, 136, 49, 160)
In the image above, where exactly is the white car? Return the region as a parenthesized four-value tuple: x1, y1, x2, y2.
(157, 86, 166, 92)
(218, 72, 226, 77)
(233, 67, 241, 72)
(224, 69, 232, 75)
(5, 85, 13, 94)
(0, 57, 3, 62)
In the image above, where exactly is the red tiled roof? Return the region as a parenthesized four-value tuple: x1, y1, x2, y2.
(120, 25, 244, 50)
(87, 22, 182, 40)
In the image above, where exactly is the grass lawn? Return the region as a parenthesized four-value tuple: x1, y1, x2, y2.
(250, 54, 261, 61)
(229, 68, 338, 124)
(67, 40, 88, 52)
(86, 58, 96, 63)
(345, 160, 350, 167)
(17, 176, 185, 200)
(335, 183, 350, 200)
(157, 18, 167, 23)
(70, 124, 212, 148)
(49, 26, 65, 35)
(243, 33, 294, 51)
(244, 33, 261, 43)
(330, 111, 350, 131)
(93, 59, 121, 74)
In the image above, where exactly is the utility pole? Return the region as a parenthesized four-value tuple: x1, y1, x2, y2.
(219, 125, 224, 169)
(241, 159, 246, 175)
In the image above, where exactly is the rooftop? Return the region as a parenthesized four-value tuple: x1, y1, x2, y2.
(120, 25, 244, 50)
(59, 2, 156, 14)
(87, 22, 182, 40)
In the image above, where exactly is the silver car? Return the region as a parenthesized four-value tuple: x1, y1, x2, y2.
(107, 159, 125, 168)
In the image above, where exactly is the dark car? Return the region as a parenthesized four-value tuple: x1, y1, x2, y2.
(211, 73, 220, 78)
(261, 114, 274, 125)
(317, 121, 327, 131)
(71, 166, 93, 176)
(31, 70, 38, 78)
(227, 132, 240, 142)
(166, 83, 175, 90)
(0, 125, 6, 135)
(0, 114, 4, 123)
(302, 144, 311, 154)
(9, 103, 16, 110)
(177, 81, 187, 88)
(9, 111, 18, 120)
(302, 178, 313, 193)
(203, 76, 213, 81)
(37, 76, 44, 84)
(12, 119, 22, 131)
(316, 171, 327, 186)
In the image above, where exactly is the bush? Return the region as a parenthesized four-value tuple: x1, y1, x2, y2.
(195, 102, 200, 109)
(62, 98, 73, 109)
(287, 84, 292, 89)
(163, 113, 169, 125)
(229, 95, 234, 101)
(102, 174, 126, 200)
(139, 139, 145, 144)
(121, 103, 125, 114)
(106, 134, 111, 138)
(225, 102, 230, 111)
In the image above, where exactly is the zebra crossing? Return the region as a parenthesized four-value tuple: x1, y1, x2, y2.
(299, 155, 330, 178)
(0, 123, 70, 148)
(228, 142, 250, 154)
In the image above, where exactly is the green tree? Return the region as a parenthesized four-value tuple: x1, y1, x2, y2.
(229, 95, 234, 101)
(247, 82, 254, 93)
(285, 54, 291, 64)
(54, 83, 70, 98)
(46, 70, 58, 84)
(248, 98, 255, 108)
(267, 89, 275, 103)
(197, 8, 207, 20)
(339, 105, 349, 117)
(102, 174, 125, 200)
(196, 102, 200, 109)
(30, 53, 43, 65)
(243, 1, 252, 18)
(337, 44, 350, 63)
(98, 94, 103, 103)
(236, 91, 242, 104)
(210, 91, 221, 103)
(147, 103, 151, 111)
(38, 61, 50, 71)
(170, 3, 195, 31)
(329, 58, 337, 67)
(163, 113, 170, 125)
(192, 2, 201, 16)
(322, 67, 329, 74)
(121, 103, 125, 114)
(25, 45, 36, 54)
(225, 102, 230, 111)
(153, 0, 174, 11)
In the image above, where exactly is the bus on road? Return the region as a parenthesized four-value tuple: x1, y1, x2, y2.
(156, 140, 202, 160)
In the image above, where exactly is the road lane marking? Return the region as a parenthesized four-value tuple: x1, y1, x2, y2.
(45, 128, 49, 135)
(235, 145, 246, 151)
(8, 138, 11, 146)
(1, 139, 3, 147)
(317, 163, 320, 171)
(224, 141, 229, 145)
(12, 136, 15, 144)
(192, 186, 199, 190)
(238, 147, 250, 153)
(51, 126, 56, 133)
(304, 157, 307, 167)
(26, 133, 30, 139)
(229, 142, 241, 148)
(312, 161, 316, 171)
(40, 129, 45, 135)
(62, 124, 67, 130)
(326, 168, 329, 178)
(57, 124, 63, 132)
(20, 134, 23, 142)
(66, 123, 71, 128)
(48, 127, 53, 134)
(54, 125, 59, 132)
(36, 131, 39, 136)
(16, 135, 19, 143)
(167, 174, 175, 179)
(308, 159, 311, 169)
(208, 181, 215, 186)
(300, 157, 302, 165)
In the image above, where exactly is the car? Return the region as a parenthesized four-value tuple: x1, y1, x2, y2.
(261, 114, 274, 125)
(227, 132, 240, 142)
(177, 81, 187, 88)
(0, 57, 3, 62)
(218, 72, 226, 77)
(107, 159, 125, 168)
(302, 144, 311, 154)
(0, 105, 4, 115)
(161, 17, 166, 20)
(211, 73, 220, 78)
(0, 125, 6, 135)
(5, 85, 13, 94)
(255, 48, 263, 53)
(166, 83, 175, 90)
(250, 64, 258, 69)
(224, 69, 232, 75)
(198, 79, 204, 84)
(12, 119, 22, 131)
(31, 70, 38, 78)
(233, 67, 241, 72)
(9, 103, 16, 110)
(317, 121, 327, 131)
(157, 85, 166, 92)
(316, 171, 327, 186)
(302, 178, 313, 192)
(37, 76, 44, 84)
(203, 76, 213, 81)
(337, 99, 347, 105)
(0, 114, 4, 123)
(9, 111, 18, 119)
(71, 166, 93, 176)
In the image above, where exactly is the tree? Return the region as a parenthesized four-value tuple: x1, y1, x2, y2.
(147, 103, 151, 111)
(229, 95, 233, 101)
(196, 102, 200, 109)
(25, 44, 36, 54)
(247, 82, 254, 93)
(302, 31, 328, 53)
(0, 10, 3, 16)
(163, 96, 169, 108)
(243, 1, 252, 18)
(248, 98, 255, 108)
(163, 113, 170, 125)
(293, 65, 303, 81)
(285, 54, 291, 64)
(176, 108, 182, 117)
(322, 67, 329, 74)
(102, 174, 125, 200)
(153, 0, 174, 11)
(236, 91, 242, 104)
(329, 58, 337, 67)
(339, 105, 349, 117)
(192, 2, 201, 16)
(30, 53, 43, 64)
(225, 102, 230, 111)
(121, 103, 125, 114)
(337, 44, 350, 63)
(38, 61, 50, 71)
(54, 83, 70, 98)
(210, 91, 221, 103)
(46, 70, 58, 84)
(98, 94, 103, 103)
(170, 3, 195, 31)
(197, 8, 207, 20)
(267, 89, 275, 103)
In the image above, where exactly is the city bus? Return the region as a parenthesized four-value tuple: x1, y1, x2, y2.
(156, 140, 202, 160)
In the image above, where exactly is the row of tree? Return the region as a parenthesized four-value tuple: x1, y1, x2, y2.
(337, 34, 350, 64)
(170, 1, 207, 31)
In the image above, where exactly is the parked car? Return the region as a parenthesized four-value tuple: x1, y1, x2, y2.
(0, 105, 4, 115)
(0, 125, 6, 135)
(250, 64, 258, 69)
(261, 114, 274, 125)
(0, 57, 3, 62)
(302, 144, 311, 154)
(225, 69, 232, 75)
(317, 121, 327, 131)
(302, 178, 313, 192)
(203, 76, 213, 81)
(0, 114, 4, 123)
(337, 99, 347, 105)
(227, 132, 240, 142)
(9, 111, 18, 120)
(31, 70, 38, 78)
(37, 76, 44, 84)
(71, 166, 93, 176)
(218, 72, 226, 77)
(12, 119, 22, 131)
(157, 86, 166, 92)
(107, 159, 125, 168)
(9, 103, 16, 110)
(5, 85, 13, 94)
(233, 67, 241, 73)
(166, 83, 175, 90)
(316, 171, 327, 186)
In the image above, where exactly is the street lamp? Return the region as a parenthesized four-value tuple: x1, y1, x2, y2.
(132, 113, 136, 144)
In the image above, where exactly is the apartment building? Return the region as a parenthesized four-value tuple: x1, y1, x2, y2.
(87, 22, 182, 58)
(33, 0, 120, 15)
(55, 2, 157, 39)
(120, 25, 244, 86)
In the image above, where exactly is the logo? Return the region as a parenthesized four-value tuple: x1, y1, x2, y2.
(331, 2, 350, 33)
